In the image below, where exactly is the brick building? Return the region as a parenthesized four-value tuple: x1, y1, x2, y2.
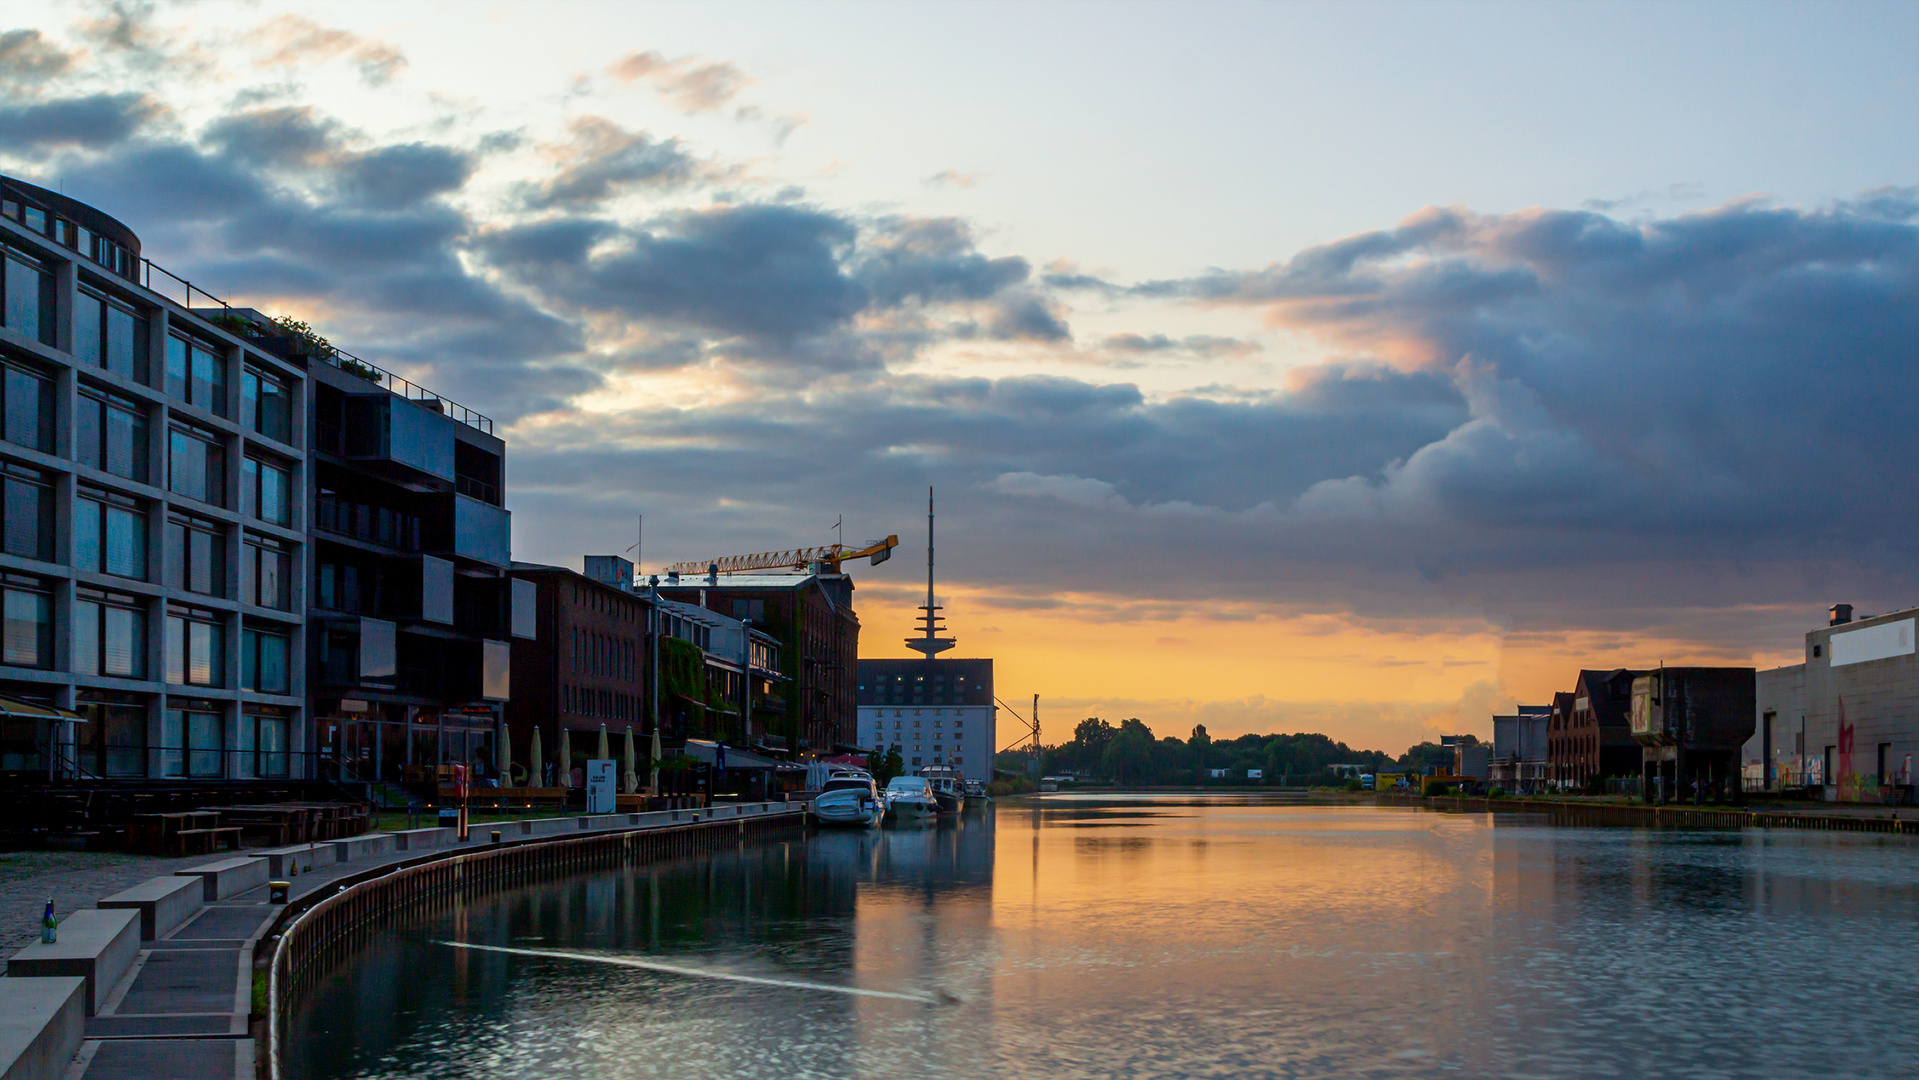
(655, 569, 858, 756)
(1547, 669, 1645, 789)
(505, 562, 648, 786)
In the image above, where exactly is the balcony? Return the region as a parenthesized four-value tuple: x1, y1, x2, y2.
(421, 493, 509, 568)
(344, 395, 456, 484)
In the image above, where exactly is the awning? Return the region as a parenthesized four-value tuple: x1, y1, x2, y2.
(681, 739, 781, 771)
(0, 696, 84, 721)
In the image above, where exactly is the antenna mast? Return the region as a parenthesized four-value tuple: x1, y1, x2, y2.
(906, 486, 955, 656)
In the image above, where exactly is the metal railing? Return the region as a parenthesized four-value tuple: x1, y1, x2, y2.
(135, 257, 495, 436)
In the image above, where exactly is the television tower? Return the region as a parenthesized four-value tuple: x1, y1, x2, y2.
(906, 486, 956, 657)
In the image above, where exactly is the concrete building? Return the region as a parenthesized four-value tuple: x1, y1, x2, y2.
(1744, 663, 1807, 790)
(0, 174, 313, 786)
(854, 491, 995, 783)
(1548, 670, 1646, 789)
(1490, 705, 1550, 793)
(1742, 604, 1919, 802)
(1629, 667, 1754, 802)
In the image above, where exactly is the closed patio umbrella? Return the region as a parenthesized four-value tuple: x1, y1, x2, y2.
(650, 725, 662, 796)
(597, 724, 609, 764)
(560, 728, 572, 787)
(623, 726, 637, 794)
(498, 728, 513, 786)
(528, 728, 544, 788)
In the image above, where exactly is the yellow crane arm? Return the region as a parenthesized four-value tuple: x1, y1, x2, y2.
(665, 535, 897, 576)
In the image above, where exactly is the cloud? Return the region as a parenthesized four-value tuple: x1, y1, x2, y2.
(1102, 333, 1255, 358)
(525, 117, 701, 208)
(608, 50, 749, 113)
(250, 14, 407, 86)
(0, 29, 72, 86)
(925, 169, 982, 189)
(985, 471, 1126, 508)
(0, 93, 159, 152)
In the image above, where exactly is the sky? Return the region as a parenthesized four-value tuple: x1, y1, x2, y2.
(3, 0, 1916, 752)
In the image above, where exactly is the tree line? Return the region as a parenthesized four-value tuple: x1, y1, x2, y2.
(998, 717, 1472, 787)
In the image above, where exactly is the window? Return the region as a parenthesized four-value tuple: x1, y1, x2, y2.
(164, 513, 225, 598)
(90, 700, 145, 778)
(161, 706, 223, 778)
(1, 573, 51, 667)
(165, 607, 224, 687)
(75, 386, 148, 483)
(74, 489, 146, 580)
(316, 560, 361, 613)
(2, 246, 55, 347)
(0, 359, 51, 452)
(241, 455, 291, 525)
(73, 288, 146, 381)
(241, 366, 292, 443)
(166, 334, 227, 416)
(240, 627, 290, 693)
(74, 588, 145, 679)
(242, 534, 293, 610)
(1, 461, 50, 561)
(168, 424, 225, 507)
(249, 711, 289, 777)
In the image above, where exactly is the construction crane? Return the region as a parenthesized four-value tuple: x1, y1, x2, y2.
(664, 535, 899, 576)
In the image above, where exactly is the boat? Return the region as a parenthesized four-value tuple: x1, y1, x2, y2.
(917, 765, 964, 815)
(883, 775, 940, 824)
(809, 768, 882, 828)
(962, 778, 989, 810)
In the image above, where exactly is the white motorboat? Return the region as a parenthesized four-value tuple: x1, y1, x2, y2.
(917, 765, 964, 815)
(962, 777, 990, 810)
(810, 769, 882, 827)
(884, 775, 940, 824)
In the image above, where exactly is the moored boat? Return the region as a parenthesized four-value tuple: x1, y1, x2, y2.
(810, 768, 882, 828)
(962, 777, 989, 810)
(918, 765, 964, 815)
(884, 775, 940, 824)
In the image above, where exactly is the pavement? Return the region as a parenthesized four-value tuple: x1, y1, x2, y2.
(3, 804, 797, 1080)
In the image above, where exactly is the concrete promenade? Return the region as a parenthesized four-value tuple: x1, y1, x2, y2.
(1, 802, 799, 1080)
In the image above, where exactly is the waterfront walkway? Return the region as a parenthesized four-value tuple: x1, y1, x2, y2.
(2, 803, 797, 1080)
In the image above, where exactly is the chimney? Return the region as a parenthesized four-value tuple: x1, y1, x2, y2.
(707, 562, 719, 587)
(1830, 603, 1854, 627)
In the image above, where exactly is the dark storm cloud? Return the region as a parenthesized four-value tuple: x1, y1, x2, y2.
(339, 143, 475, 208)
(483, 203, 866, 341)
(855, 217, 1030, 306)
(0, 93, 159, 151)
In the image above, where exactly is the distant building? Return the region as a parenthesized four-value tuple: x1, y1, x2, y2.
(855, 490, 995, 783)
(1629, 667, 1755, 802)
(1548, 670, 1646, 789)
(505, 562, 649, 786)
(1741, 603, 1919, 802)
(1490, 706, 1550, 793)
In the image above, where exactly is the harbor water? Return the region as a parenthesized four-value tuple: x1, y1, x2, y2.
(287, 795, 1919, 1079)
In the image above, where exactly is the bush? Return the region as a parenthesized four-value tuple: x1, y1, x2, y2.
(1423, 778, 1450, 798)
(1488, 787, 1505, 799)
(1583, 775, 1608, 797)
(1344, 778, 1363, 792)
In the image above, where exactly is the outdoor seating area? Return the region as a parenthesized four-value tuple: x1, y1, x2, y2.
(124, 802, 368, 855)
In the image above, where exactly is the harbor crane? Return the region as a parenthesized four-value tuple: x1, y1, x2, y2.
(663, 535, 900, 576)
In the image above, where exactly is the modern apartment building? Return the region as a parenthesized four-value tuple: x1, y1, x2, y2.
(0, 172, 516, 800)
(0, 175, 309, 784)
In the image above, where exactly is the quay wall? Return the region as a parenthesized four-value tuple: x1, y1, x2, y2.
(1376, 793, 1919, 834)
(260, 808, 802, 1080)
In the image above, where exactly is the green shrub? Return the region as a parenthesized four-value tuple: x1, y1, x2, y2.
(1422, 779, 1450, 798)
(1344, 777, 1363, 792)
(1583, 775, 1608, 797)
(1488, 787, 1505, 799)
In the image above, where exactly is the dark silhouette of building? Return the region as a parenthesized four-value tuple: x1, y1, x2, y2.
(1631, 666, 1755, 802)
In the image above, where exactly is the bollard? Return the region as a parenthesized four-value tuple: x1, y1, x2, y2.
(269, 881, 291, 904)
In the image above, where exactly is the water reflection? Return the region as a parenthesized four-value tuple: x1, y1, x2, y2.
(290, 797, 1919, 1080)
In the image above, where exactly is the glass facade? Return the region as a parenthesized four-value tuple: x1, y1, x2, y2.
(164, 513, 224, 597)
(1, 461, 50, 561)
(243, 455, 291, 525)
(166, 334, 227, 416)
(74, 588, 145, 679)
(165, 607, 224, 687)
(1, 575, 51, 668)
(74, 488, 147, 580)
(168, 424, 226, 507)
(2, 246, 55, 347)
(73, 289, 146, 382)
(1, 359, 52, 452)
(242, 534, 292, 610)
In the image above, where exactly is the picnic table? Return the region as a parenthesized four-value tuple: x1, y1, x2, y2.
(126, 811, 239, 855)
